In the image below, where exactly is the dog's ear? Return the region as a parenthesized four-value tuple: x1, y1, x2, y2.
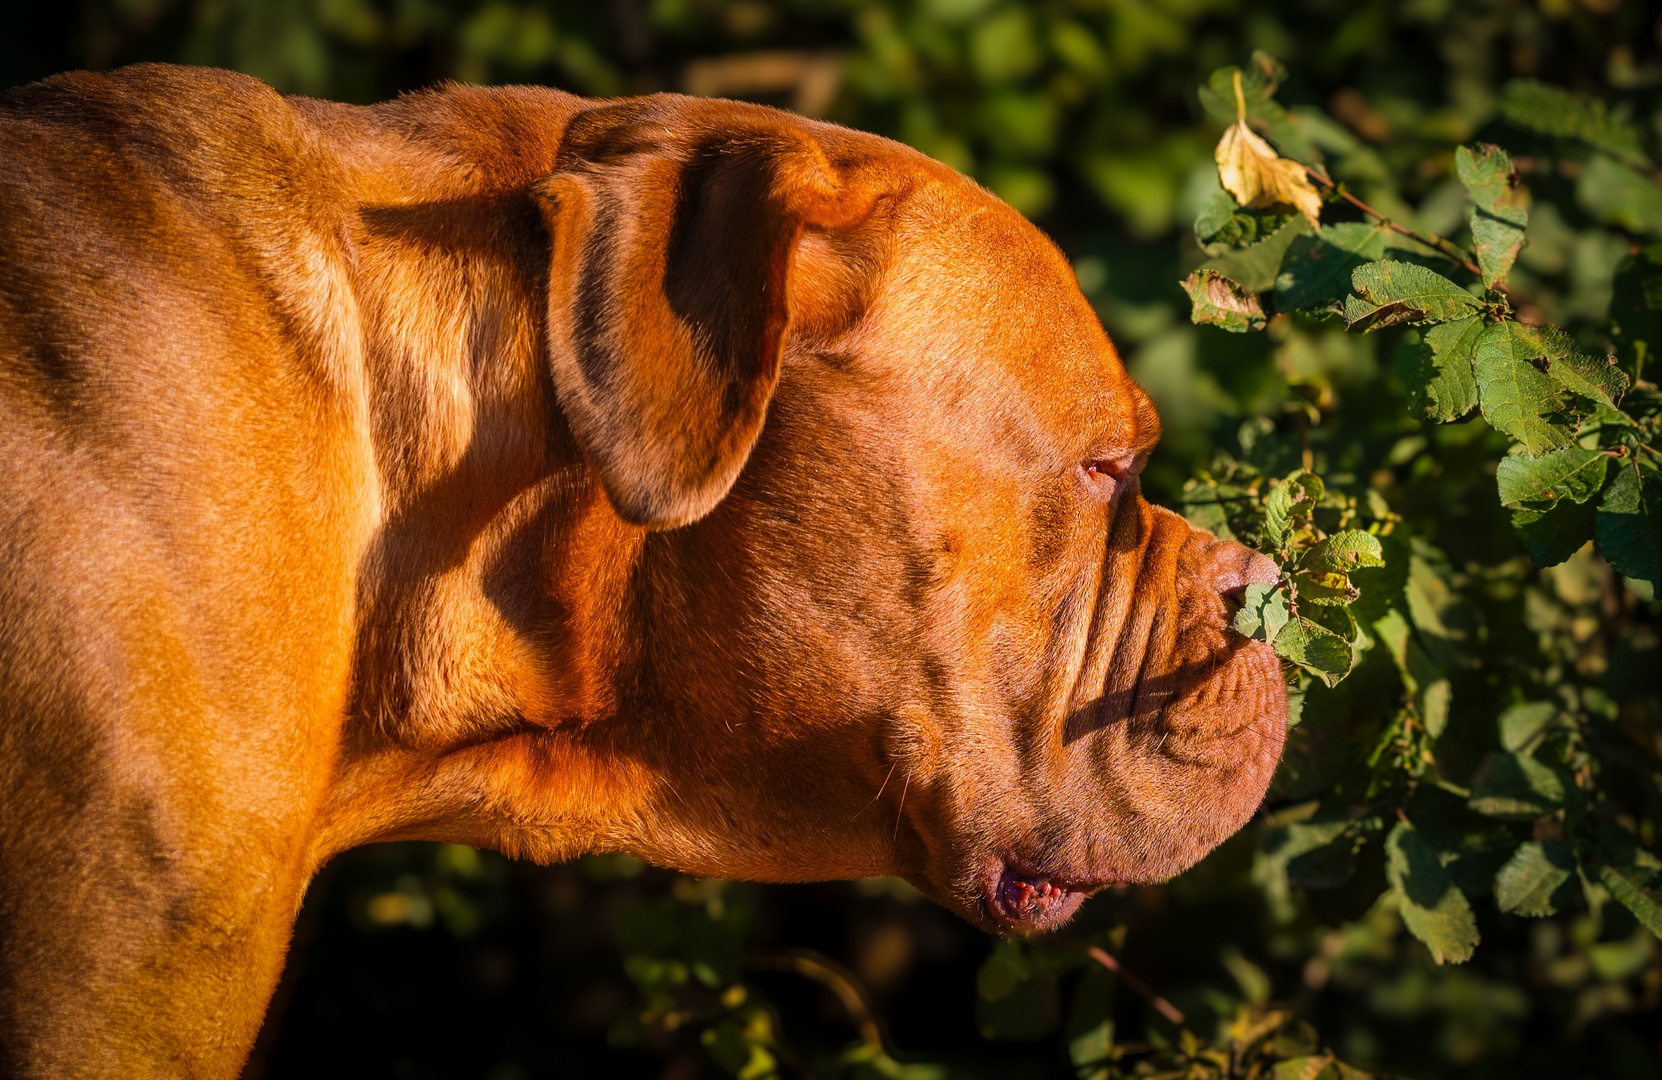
(533, 99, 887, 529)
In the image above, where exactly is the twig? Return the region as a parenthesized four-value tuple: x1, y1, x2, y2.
(1302, 166, 1494, 287)
(1082, 945, 1187, 1026)
(746, 948, 887, 1052)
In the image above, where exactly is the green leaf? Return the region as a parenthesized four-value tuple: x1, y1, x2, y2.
(1597, 864, 1662, 939)
(1274, 615, 1353, 688)
(1386, 821, 1479, 964)
(1196, 190, 1298, 249)
(1182, 269, 1266, 333)
(1512, 499, 1598, 568)
(1202, 215, 1313, 293)
(1467, 751, 1568, 819)
(1343, 261, 1481, 332)
(1473, 321, 1573, 456)
(1402, 316, 1483, 422)
(1455, 144, 1514, 210)
(975, 941, 1056, 1040)
(1529, 324, 1629, 407)
(1577, 156, 1662, 236)
(1301, 530, 1385, 573)
(1494, 841, 1577, 917)
(1596, 463, 1662, 588)
(1233, 581, 1290, 643)
(1495, 446, 1609, 507)
(1499, 79, 1651, 167)
(1274, 222, 1391, 312)
(1260, 470, 1322, 555)
(1498, 701, 1557, 752)
(1469, 203, 1527, 290)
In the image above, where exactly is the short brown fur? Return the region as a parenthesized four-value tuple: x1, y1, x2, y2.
(0, 66, 1286, 1077)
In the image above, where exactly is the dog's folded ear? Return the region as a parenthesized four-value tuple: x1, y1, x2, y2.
(533, 98, 888, 529)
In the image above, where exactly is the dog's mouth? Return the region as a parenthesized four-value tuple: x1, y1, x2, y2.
(982, 857, 1098, 933)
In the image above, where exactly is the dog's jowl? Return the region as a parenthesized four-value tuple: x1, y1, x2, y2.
(0, 65, 1286, 1076)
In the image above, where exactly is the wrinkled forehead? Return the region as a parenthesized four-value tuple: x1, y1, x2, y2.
(866, 182, 1158, 463)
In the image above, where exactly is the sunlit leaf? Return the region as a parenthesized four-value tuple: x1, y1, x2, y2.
(1470, 203, 1527, 290)
(1402, 316, 1483, 422)
(1473, 321, 1574, 456)
(1343, 261, 1481, 332)
(1274, 615, 1354, 687)
(1301, 530, 1385, 573)
(1455, 144, 1515, 210)
(1495, 446, 1609, 507)
(1233, 581, 1290, 643)
(1182, 269, 1266, 333)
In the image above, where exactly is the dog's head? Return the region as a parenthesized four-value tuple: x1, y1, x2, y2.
(532, 97, 1287, 933)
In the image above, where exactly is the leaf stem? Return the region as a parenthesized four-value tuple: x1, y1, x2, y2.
(1302, 166, 1493, 286)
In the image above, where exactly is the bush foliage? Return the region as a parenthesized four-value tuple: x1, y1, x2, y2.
(9, 2, 1660, 1078)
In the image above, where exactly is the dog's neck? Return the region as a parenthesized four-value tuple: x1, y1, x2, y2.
(295, 91, 667, 866)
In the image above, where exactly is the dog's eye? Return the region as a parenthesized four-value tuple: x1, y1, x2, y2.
(1076, 454, 1137, 500)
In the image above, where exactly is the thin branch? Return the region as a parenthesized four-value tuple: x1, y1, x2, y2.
(1082, 945, 1187, 1026)
(1302, 166, 1494, 287)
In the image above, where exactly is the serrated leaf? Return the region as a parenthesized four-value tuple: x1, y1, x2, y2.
(1302, 530, 1385, 573)
(1596, 463, 1662, 588)
(1470, 203, 1527, 290)
(1467, 751, 1568, 819)
(1597, 864, 1662, 939)
(1494, 841, 1576, 917)
(1473, 321, 1573, 456)
(1386, 822, 1479, 964)
(1345, 261, 1481, 333)
(1495, 446, 1609, 507)
(1292, 571, 1359, 606)
(1527, 324, 1629, 407)
(1498, 701, 1557, 752)
(1402, 316, 1483, 422)
(1499, 79, 1651, 168)
(1577, 155, 1662, 236)
(1260, 471, 1321, 555)
(1233, 581, 1290, 643)
(1455, 144, 1514, 209)
(1512, 500, 1598, 569)
(1274, 222, 1390, 312)
(1182, 269, 1266, 333)
(1274, 615, 1353, 688)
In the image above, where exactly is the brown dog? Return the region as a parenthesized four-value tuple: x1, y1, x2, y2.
(0, 64, 1286, 1076)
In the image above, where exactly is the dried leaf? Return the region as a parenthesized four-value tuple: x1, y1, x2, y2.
(1214, 70, 1322, 228)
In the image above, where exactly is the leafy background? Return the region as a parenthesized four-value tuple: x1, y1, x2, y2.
(6, 1, 1661, 1078)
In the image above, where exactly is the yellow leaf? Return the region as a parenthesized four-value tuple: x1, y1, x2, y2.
(1214, 70, 1322, 228)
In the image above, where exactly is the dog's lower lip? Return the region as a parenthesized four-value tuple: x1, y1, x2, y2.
(984, 860, 1096, 930)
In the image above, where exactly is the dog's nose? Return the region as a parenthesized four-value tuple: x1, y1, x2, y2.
(1202, 538, 1281, 601)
